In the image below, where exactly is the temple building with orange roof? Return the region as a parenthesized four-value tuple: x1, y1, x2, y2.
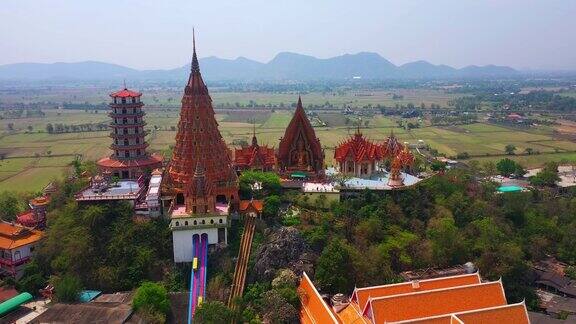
(277, 97, 325, 180)
(234, 128, 276, 172)
(97, 85, 163, 179)
(163, 34, 237, 262)
(298, 271, 529, 324)
(334, 126, 384, 178)
(238, 199, 264, 218)
(0, 222, 43, 279)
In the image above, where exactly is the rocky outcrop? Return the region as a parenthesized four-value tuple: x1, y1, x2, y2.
(251, 227, 316, 283)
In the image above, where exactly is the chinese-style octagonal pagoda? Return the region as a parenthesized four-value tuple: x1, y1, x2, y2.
(277, 97, 324, 178)
(97, 87, 163, 179)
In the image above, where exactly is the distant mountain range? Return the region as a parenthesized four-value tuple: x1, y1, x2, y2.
(0, 52, 520, 81)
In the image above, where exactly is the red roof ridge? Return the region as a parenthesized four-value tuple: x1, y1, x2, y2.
(353, 272, 480, 294)
(362, 279, 504, 316)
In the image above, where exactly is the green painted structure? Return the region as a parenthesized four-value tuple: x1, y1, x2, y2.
(0, 292, 32, 317)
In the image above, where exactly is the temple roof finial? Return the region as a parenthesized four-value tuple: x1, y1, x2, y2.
(191, 28, 199, 73)
(123, 79, 127, 90)
(355, 118, 362, 136)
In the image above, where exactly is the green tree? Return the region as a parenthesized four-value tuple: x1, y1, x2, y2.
(17, 261, 46, 296)
(260, 290, 298, 323)
(0, 192, 22, 221)
(530, 162, 560, 187)
(482, 160, 497, 177)
(194, 301, 233, 324)
(54, 274, 82, 302)
(239, 171, 281, 199)
(505, 144, 517, 155)
(133, 282, 170, 316)
(496, 158, 524, 177)
(427, 217, 468, 266)
(262, 195, 281, 219)
(316, 239, 353, 293)
(430, 160, 446, 172)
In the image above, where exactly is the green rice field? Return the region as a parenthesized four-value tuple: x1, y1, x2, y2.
(1, 107, 576, 192)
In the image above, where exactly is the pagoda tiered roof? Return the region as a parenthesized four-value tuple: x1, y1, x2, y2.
(382, 131, 404, 157)
(334, 128, 384, 163)
(234, 134, 276, 170)
(110, 88, 141, 98)
(166, 34, 238, 195)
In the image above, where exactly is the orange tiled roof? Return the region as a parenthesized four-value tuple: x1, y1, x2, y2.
(352, 272, 481, 311)
(0, 222, 43, 250)
(298, 272, 339, 324)
(334, 131, 384, 163)
(239, 200, 264, 213)
(234, 143, 276, 169)
(364, 281, 507, 323)
(336, 303, 371, 324)
(392, 302, 529, 324)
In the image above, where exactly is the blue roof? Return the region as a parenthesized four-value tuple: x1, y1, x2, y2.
(79, 290, 102, 303)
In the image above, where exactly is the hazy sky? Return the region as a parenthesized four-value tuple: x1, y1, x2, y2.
(1, 0, 575, 70)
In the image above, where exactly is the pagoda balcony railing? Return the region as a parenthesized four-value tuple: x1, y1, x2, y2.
(109, 143, 149, 151)
(109, 102, 144, 108)
(109, 121, 147, 128)
(0, 256, 30, 268)
(109, 130, 150, 138)
(108, 111, 145, 118)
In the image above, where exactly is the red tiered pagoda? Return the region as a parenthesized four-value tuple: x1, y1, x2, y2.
(164, 36, 238, 207)
(334, 126, 384, 177)
(97, 87, 162, 179)
(234, 127, 276, 172)
(388, 146, 416, 187)
(277, 97, 324, 178)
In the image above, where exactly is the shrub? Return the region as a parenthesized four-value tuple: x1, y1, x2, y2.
(54, 274, 82, 303)
(133, 282, 170, 315)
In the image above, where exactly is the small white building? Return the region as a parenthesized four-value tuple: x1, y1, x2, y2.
(169, 203, 230, 263)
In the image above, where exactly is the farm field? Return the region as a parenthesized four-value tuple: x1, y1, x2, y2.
(0, 87, 460, 108)
(1, 107, 576, 192)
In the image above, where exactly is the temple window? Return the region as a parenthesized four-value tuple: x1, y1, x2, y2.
(185, 221, 188, 226)
(219, 218, 223, 224)
(123, 128, 128, 135)
(175, 221, 179, 226)
(201, 220, 205, 224)
(123, 118, 128, 124)
(124, 139, 129, 146)
(132, 97, 136, 103)
(124, 150, 130, 158)
(210, 219, 214, 224)
(194, 220, 197, 225)
(121, 98, 126, 104)
(122, 108, 127, 114)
